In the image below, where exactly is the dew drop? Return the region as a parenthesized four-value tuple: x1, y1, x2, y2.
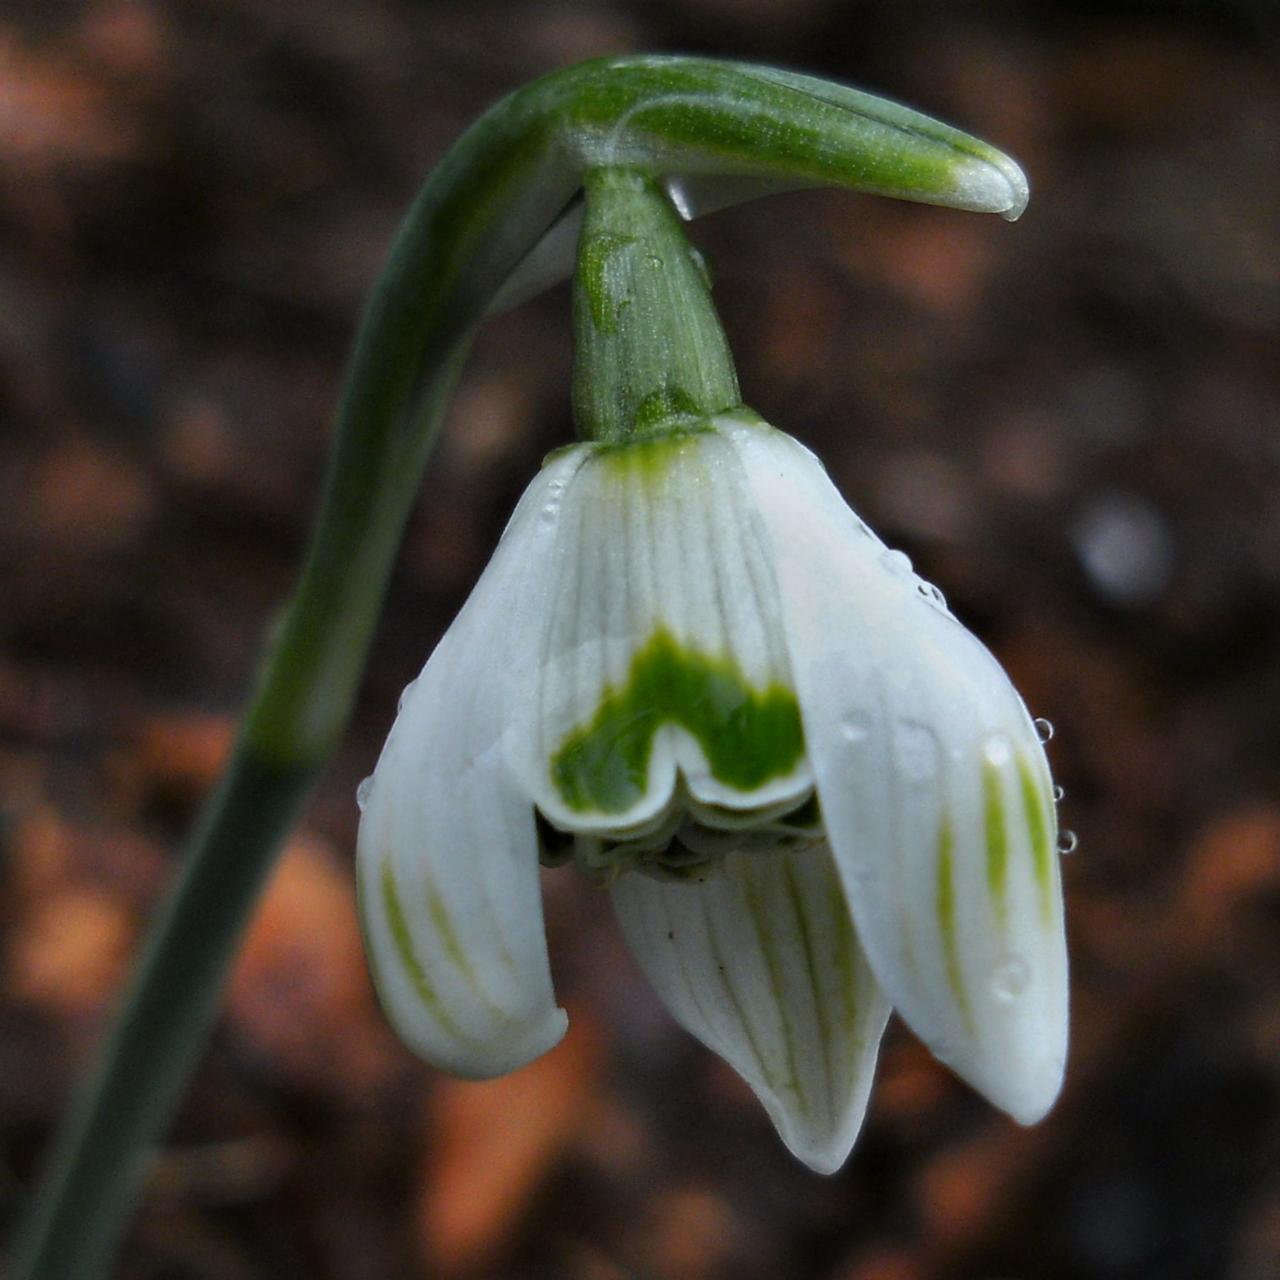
(539, 502, 559, 526)
(355, 776, 374, 812)
(839, 718, 869, 744)
(1053, 784, 1066, 803)
(1034, 717, 1055, 744)
(1058, 829, 1079, 856)
(991, 954, 1030, 1002)
(913, 580, 948, 610)
(880, 548, 913, 578)
(982, 734, 1012, 767)
(397, 679, 417, 712)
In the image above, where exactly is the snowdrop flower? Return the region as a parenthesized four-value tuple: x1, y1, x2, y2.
(356, 409, 1067, 1172)
(12, 61, 1055, 1280)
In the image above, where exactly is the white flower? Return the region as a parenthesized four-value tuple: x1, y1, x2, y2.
(356, 411, 1068, 1173)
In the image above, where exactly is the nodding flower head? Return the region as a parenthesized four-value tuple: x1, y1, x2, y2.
(356, 410, 1067, 1173)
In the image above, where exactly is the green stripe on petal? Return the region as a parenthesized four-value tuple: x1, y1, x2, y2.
(1017, 752, 1055, 924)
(550, 626, 805, 814)
(381, 861, 463, 1040)
(983, 760, 1010, 923)
(936, 816, 972, 1029)
(741, 866, 807, 1117)
(423, 879, 509, 1012)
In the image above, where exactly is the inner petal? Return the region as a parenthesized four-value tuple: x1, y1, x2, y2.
(519, 424, 812, 843)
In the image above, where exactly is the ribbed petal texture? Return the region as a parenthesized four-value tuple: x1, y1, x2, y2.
(612, 842, 890, 1172)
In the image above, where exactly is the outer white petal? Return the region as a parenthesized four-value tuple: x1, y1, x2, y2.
(724, 415, 1068, 1124)
(513, 429, 812, 835)
(356, 450, 588, 1078)
(610, 844, 890, 1173)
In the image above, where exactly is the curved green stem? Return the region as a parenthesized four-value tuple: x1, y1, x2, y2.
(13, 56, 1026, 1279)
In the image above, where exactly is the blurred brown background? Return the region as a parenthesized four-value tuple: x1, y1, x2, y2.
(2, 2, 1278, 1278)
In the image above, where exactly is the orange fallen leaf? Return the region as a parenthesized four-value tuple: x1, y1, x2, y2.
(8, 885, 134, 1013)
(227, 834, 398, 1094)
(914, 1128, 1023, 1253)
(1178, 806, 1280, 947)
(647, 1185, 739, 1280)
(133, 713, 236, 807)
(418, 1009, 602, 1274)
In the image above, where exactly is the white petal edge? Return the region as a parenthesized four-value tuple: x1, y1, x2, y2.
(611, 844, 891, 1174)
(514, 429, 812, 836)
(724, 415, 1068, 1124)
(355, 450, 588, 1078)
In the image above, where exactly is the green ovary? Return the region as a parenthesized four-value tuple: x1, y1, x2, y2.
(550, 626, 805, 814)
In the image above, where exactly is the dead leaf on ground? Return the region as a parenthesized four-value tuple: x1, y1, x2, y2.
(227, 834, 399, 1095)
(7, 885, 134, 1013)
(418, 1009, 602, 1275)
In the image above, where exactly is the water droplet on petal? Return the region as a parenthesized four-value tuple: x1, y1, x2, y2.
(356, 776, 374, 812)
(880, 548, 913, 578)
(839, 718, 870, 744)
(1034, 717, 1055, 743)
(991, 954, 1030, 1002)
(1058, 829, 1078, 856)
(914, 579, 949, 611)
(1053, 784, 1066, 803)
(983, 734, 1012, 767)
(397, 679, 417, 712)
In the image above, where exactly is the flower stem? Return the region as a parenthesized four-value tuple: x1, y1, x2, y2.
(572, 168, 739, 442)
(12, 56, 1028, 1280)
(13, 750, 316, 1279)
